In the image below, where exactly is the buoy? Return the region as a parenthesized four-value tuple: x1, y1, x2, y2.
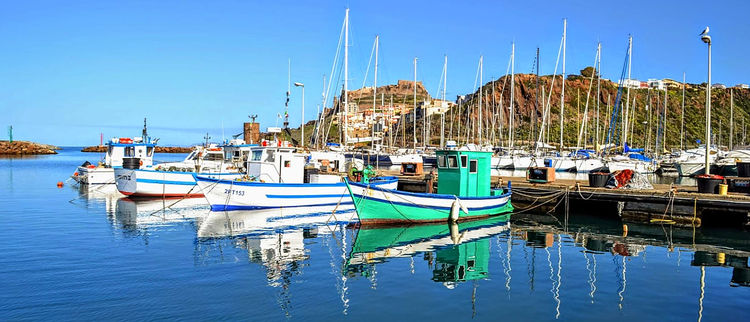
(449, 198, 469, 223)
(717, 252, 726, 265)
(622, 224, 628, 237)
(73, 172, 79, 176)
(56, 181, 64, 188)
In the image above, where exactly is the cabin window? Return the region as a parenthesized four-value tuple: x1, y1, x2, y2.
(147, 147, 154, 157)
(469, 159, 478, 173)
(437, 155, 446, 168)
(204, 153, 223, 161)
(460, 155, 468, 168)
(251, 150, 263, 161)
(447, 155, 458, 168)
(125, 147, 135, 157)
(284, 160, 291, 168)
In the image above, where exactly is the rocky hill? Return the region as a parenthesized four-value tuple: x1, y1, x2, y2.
(0, 141, 59, 155)
(346, 79, 431, 111)
(443, 70, 750, 150)
(287, 73, 750, 150)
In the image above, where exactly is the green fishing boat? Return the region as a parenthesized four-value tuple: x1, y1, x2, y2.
(346, 150, 512, 225)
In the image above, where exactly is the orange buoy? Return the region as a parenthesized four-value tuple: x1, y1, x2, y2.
(73, 172, 79, 176)
(56, 181, 64, 188)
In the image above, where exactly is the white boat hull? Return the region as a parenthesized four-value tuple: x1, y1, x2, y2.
(512, 156, 544, 169)
(675, 162, 706, 177)
(546, 157, 576, 172)
(607, 160, 656, 174)
(115, 168, 242, 198)
(492, 156, 514, 170)
(73, 166, 116, 185)
(575, 158, 606, 173)
(195, 176, 398, 211)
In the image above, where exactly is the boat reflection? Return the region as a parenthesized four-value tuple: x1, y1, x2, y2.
(113, 197, 210, 230)
(195, 208, 357, 317)
(346, 215, 511, 285)
(75, 184, 121, 214)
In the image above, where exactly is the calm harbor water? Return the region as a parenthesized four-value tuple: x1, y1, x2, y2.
(1, 147, 748, 321)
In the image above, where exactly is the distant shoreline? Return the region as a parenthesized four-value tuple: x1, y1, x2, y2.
(0, 141, 59, 155)
(81, 146, 193, 153)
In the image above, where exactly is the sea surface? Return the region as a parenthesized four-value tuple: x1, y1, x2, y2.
(1, 147, 748, 321)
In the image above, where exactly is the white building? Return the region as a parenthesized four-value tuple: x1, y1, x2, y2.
(623, 79, 641, 89)
(647, 79, 666, 91)
(712, 83, 727, 89)
(735, 84, 749, 89)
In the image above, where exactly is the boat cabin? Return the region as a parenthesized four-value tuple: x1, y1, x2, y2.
(221, 139, 258, 171)
(105, 137, 156, 168)
(436, 150, 492, 197)
(246, 146, 306, 183)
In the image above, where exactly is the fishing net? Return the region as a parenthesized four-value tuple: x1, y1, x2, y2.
(605, 169, 653, 190)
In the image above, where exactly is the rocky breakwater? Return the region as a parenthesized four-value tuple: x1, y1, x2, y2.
(0, 141, 59, 155)
(81, 146, 193, 153)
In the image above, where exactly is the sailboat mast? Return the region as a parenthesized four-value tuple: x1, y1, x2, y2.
(372, 35, 378, 150)
(663, 85, 668, 153)
(509, 43, 515, 150)
(596, 42, 601, 147)
(533, 47, 540, 148)
(441, 55, 447, 148)
(730, 89, 734, 150)
(623, 35, 632, 147)
(681, 72, 686, 150)
(343, 8, 349, 148)
(413, 57, 417, 150)
(559, 19, 567, 153)
(477, 56, 484, 146)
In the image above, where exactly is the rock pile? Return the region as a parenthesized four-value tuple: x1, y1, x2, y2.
(0, 141, 58, 155)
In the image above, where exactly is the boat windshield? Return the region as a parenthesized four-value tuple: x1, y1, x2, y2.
(185, 151, 197, 161)
(447, 155, 458, 168)
(437, 155, 446, 168)
(203, 153, 224, 161)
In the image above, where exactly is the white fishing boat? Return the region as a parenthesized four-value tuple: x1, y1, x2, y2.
(115, 144, 244, 198)
(73, 137, 156, 185)
(195, 145, 398, 211)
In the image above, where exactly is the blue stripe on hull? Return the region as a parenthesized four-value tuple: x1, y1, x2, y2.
(136, 178, 195, 185)
(265, 194, 346, 199)
(210, 201, 354, 211)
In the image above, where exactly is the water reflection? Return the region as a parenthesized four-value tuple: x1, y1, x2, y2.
(346, 215, 510, 287)
(70, 183, 749, 320)
(113, 197, 209, 230)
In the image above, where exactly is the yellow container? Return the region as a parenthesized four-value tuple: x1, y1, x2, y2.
(718, 184, 728, 195)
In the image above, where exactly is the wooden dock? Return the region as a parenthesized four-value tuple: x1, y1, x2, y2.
(498, 176, 750, 228)
(383, 169, 750, 228)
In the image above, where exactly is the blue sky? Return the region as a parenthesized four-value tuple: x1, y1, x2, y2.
(1, 0, 748, 146)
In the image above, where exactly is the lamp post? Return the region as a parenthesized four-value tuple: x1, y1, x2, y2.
(294, 82, 305, 148)
(701, 29, 711, 175)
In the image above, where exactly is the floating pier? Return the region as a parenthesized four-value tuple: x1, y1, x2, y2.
(504, 177, 750, 228)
